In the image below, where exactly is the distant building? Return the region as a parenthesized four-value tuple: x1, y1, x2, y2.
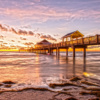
(62, 30, 84, 42)
(35, 39, 51, 48)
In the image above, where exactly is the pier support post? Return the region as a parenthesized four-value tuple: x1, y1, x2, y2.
(73, 57, 76, 76)
(41, 50, 42, 54)
(44, 50, 46, 54)
(83, 47, 86, 58)
(83, 57, 86, 72)
(66, 48, 68, 59)
(50, 49, 51, 55)
(51, 49, 53, 54)
(83, 46, 87, 72)
(39, 50, 41, 54)
(57, 47, 60, 58)
(43, 49, 44, 54)
(56, 48, 57, 56)
(48, 49, 49, 53)
(73, 47, 75, 58)
(48, 48, 51, 55)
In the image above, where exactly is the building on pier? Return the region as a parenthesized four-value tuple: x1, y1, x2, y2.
(35, 39, 51, 48)
(62, 30, 84, 42)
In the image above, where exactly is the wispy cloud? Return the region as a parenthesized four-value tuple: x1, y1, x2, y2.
(0, 35, 4, 39)
(18, 29, 28, 35)
(0, 23, 34, 36)
(11, 40, 15, 42)
(0, 6, 100, 23)
(0, 23, 57, 42)
(20, 25, 31, 29)
(40, 34, 57, 41)
(9, 28, 17, 34)
(23, 42, 34, 46)
(28, 31, 34, 36)
(0, 24, 8, 31)
(20, 37, 27, 40)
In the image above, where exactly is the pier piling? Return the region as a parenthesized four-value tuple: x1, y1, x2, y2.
(73, 47, 75, 58)
(66, 48, 68, 59)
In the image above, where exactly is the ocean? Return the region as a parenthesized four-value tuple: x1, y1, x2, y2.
(0, 51, 100, 91)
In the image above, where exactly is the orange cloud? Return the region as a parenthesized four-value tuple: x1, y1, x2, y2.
(20, 37, 27, 40)
(11, 40, 15, 42)
(0, 35, 4, 39)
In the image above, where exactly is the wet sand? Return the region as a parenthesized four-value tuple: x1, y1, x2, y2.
(0, 90, 56, 100)
(0, 89, 99, 100)
(0, 77, 100, 100)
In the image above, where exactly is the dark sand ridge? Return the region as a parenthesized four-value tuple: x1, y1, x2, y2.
(0, 76, 100, 100)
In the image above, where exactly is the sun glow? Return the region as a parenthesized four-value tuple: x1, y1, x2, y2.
(0, 49, 19, 51)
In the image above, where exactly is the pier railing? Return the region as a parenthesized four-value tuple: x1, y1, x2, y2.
(35, 35, 100, 49)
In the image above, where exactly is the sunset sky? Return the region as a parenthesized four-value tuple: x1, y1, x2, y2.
(0, 0, 100, 49)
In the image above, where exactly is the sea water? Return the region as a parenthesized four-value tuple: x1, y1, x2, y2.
(0, 51, 100, 91)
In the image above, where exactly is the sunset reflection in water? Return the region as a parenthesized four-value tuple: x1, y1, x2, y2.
(0, 52, 100, 87)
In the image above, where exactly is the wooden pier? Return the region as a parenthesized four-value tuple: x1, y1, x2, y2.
(32, 34, 100, 59)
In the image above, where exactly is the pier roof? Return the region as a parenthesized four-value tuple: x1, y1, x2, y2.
(36, 39, 51, 46)
(62, 30, 84, 39)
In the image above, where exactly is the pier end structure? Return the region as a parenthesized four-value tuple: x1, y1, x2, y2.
(61, 30, 84, 42)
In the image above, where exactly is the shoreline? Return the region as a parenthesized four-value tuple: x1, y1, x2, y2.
(0, 87, 99, 100)
(0, 76, 100, 100)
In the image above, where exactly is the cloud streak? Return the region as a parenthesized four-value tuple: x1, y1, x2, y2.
(0, 35, 4, 39)
(40, 34, 57, 41)
(0, 24, 8, 31)
(20, 37, 27, 40)
(24, 42, 34, 46)
(0, 23, 57, 42)
(0, 6, 100, 23)
(0, 23, 34, 36)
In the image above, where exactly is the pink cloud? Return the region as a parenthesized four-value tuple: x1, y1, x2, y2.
(0, 23, 35, 36)
(0, 6, 100, 23)
(18, 29, 27, 35)
(28, 31, 34, 36)
(0, 24, 8, 31)
(40, 34, 57, 41)
(10, 28, 17, 34)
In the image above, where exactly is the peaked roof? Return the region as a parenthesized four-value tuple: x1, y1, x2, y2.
(40, 39, 50, 43)
(62, 30, 83, 38)
(36, 39, 51, 45)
